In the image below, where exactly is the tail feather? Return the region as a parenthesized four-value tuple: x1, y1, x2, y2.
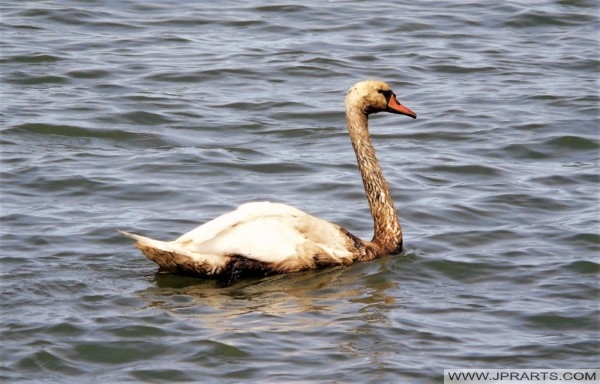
(118, 229, 177, 253)
(118, 229, 227, 276)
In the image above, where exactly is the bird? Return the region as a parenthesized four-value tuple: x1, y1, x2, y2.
(120, 80, 417, 283)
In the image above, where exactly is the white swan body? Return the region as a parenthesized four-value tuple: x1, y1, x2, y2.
(120, 202, 363, 280)
(120, 80, 416, 282)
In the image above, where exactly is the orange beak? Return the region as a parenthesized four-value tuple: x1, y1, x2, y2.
(387, 95, 417, 119)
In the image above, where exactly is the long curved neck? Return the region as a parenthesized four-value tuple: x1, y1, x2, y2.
(346, 105, 403, 255)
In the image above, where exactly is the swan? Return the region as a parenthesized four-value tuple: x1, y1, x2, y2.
(120, 80, 416, 282)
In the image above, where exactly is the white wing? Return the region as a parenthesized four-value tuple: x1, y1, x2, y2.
(176, 202, 356, 263)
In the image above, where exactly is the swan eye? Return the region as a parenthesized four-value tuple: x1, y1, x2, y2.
(377, 89, 393, 99)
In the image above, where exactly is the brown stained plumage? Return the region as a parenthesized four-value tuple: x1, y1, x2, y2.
(120, 80, 416, 282)
(345, 81, 410, 259)
(134, 243, 214, 276)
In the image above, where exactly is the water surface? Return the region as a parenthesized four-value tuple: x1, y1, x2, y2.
(1, 1, 598, 383)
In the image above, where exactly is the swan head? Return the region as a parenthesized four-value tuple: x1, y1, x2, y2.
(346, 80, 417, 119)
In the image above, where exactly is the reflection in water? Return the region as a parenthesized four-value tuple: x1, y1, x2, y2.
(136, 258, 413, 377)
(139, 259, 407, 330)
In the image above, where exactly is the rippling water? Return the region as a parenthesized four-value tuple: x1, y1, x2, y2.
(1, 1, 598, 382)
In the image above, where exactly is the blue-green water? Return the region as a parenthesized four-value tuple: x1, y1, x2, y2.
(1, 1, 598, 382)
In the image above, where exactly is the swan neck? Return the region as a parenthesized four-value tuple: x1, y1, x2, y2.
(345, 106, 402, 254)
